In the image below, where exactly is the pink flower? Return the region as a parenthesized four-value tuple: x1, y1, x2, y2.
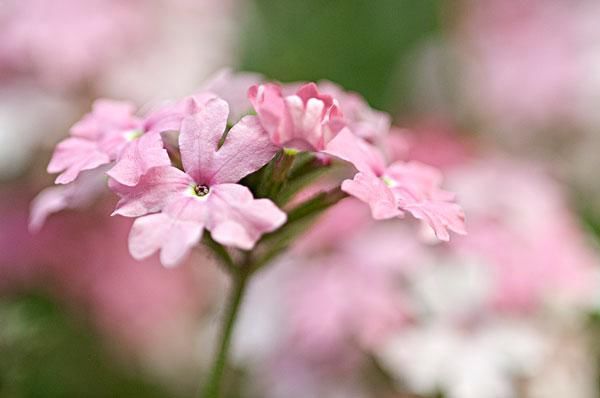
(248, 82, 345, 151)
(325, 128, 466, 241)
(200, 68, 263, 123)
(318, 80, 391, 142)
(107, 93, 216, 187)
(48, 93, 220, 187)
(448, 159, 597, 312)
(111, 97, 286, 266)
(47, 99, 143, 185)
(29, 167, 109, 233)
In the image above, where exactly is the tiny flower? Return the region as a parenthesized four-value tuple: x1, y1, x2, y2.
(325, 128, 466, 241)
(248, 82, 345, 152)
(111, 97, 286, 266)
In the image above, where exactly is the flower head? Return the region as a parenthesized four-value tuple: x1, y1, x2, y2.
(325, 128, 466, 241)
(248, 82, 345, 152)
(111, 97, 286, 266)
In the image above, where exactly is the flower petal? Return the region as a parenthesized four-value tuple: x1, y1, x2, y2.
(200, 68, 263, 123)
(143, 93, 217, 134)
(111, 166, 192, 217)
(324, 128, 386, 175)
(207, 184, 287, 249)
(341, 172, 402, 220)
(206, 116, 278, 184)
(107, 132, 170, 186)
(29, 167, 108, 232)
(386, 161, 466, 241)
(48, 137, 111, 184)
(400, 199, 467, 242)
(70, 99, 138, 139)
(179, 97, 229, 182)
(248, 83, 291, 147)
(128, 213, 204, 267)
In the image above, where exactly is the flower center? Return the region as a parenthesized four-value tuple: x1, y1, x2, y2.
(193, 184, 210, 197)
(382, 175, 397, 188)
(124, 129, 143, 141)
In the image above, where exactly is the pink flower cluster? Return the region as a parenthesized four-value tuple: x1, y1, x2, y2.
(33, 72, 466, 266)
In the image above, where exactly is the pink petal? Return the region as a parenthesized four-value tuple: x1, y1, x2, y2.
(401, 200, 467, 241)
(143, 93, 216, 135)
(324, 128, 386, 175)
(29, 167, 108, 232)
(128, 213, 204, 267)
(205, 115, 278, 185)
(48, 137, 111, 184)
(207, 184, 287, 250)
(107, 132, 170, 186)
(70, 99, 138, 139)
(200, 68, 263, 123)
(341, 172, 402, 220)
(111, 166, 193, 217)
(248, 83, 291, 147)
(385, 161, 466, 240)
(179, 97, 229, 183)
(385, 161, 446, 198)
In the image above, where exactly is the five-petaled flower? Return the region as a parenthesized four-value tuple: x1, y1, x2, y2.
(110, 97, 286, 266)
(325, 129, 466, 241)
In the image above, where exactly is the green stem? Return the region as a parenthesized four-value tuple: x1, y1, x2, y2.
(201, 266, 250, 398)
(267, 150, 296, 198)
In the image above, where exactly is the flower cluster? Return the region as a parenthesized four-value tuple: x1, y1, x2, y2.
(32, 71, 466, 266)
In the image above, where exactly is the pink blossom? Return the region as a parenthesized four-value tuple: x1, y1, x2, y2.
(48, 93, 219, 189)
(0, 0, 147, 89)
(29, 167, 109, 233)
(248, 82, 345, 151)
(47, 99, 143, 184)
(200, 68, 263, 123)
(325, 128, 466, 241)
(318, 80, 391, 142)
(111, 97, 286, 266)
(448, 159, 597, 312)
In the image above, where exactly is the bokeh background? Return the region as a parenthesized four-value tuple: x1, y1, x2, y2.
(2, 1, 600, 397)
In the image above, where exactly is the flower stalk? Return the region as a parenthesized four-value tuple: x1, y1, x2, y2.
(201, 260, 251, 398)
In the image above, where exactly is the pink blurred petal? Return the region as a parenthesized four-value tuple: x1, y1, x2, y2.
(200, 68, 263, 123)
(29, 167, 108, 232)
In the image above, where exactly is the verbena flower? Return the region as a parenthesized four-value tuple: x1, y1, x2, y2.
(110, 97, 286, 266)
(325, 128, 466, 241)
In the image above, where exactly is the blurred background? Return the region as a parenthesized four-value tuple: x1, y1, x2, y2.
(2, 0, 600, 397)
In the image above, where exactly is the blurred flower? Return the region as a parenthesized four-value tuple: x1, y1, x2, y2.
(0, 0, 147, 90)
